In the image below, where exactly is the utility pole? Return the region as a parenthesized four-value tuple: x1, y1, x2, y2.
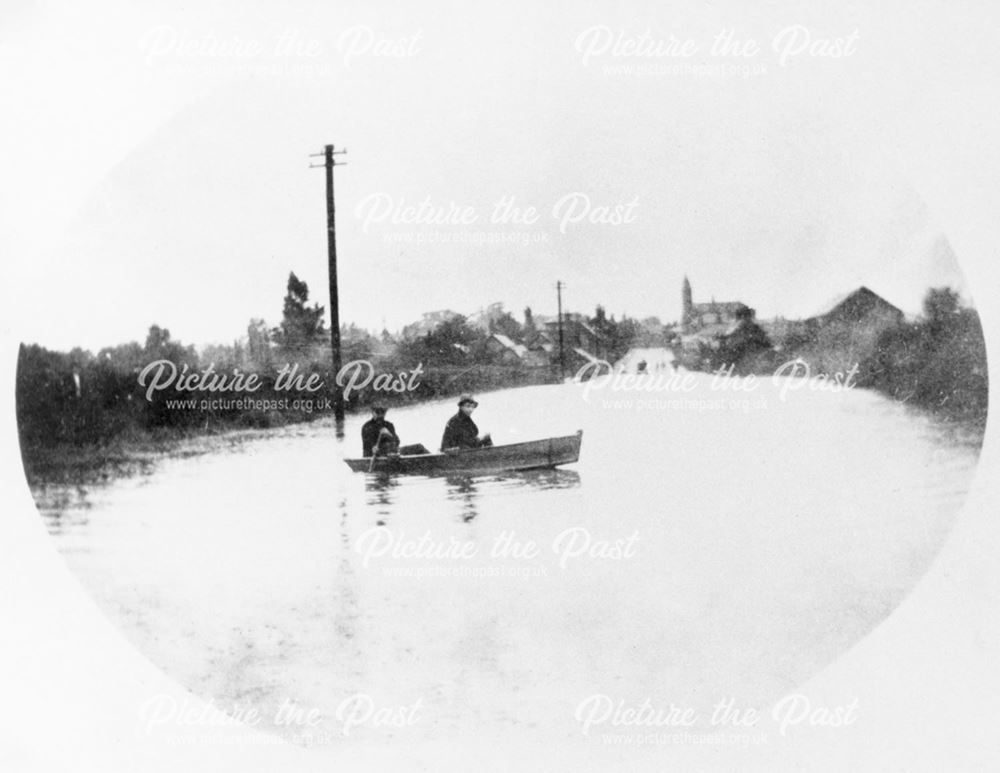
(556, 280, 565, 379)
(310, 144, 347, 424)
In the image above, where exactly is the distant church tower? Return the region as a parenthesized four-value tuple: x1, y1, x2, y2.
(682, 276, 693, 332)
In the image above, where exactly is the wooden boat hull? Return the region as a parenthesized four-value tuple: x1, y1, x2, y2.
(344, 430, 583, 474)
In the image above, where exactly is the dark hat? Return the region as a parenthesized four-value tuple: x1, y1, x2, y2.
(457, 394, 479, 407)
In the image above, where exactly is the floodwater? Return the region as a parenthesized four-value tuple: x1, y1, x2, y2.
(32, 371, 982, 759)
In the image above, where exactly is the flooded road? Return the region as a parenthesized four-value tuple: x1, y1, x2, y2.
(32, 373, 982, 753)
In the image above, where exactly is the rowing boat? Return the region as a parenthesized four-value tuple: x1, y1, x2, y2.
(344, 430, 583, 474)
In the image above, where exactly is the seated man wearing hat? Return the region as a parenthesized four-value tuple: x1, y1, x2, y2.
(441, 395, 493, 451)
(361, 404, 400, 457)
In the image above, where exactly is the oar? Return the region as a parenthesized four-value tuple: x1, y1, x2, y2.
(368, 428, 391, 472)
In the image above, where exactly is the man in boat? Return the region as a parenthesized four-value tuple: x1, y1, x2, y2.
(362, 404, 400, 457)
(441, 395, 493, 451)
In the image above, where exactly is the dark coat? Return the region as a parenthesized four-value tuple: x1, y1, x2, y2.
(441, 410, 481, 450)
(362, 417, 399, 457)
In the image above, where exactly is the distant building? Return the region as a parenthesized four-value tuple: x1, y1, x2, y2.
(681, 276, 755, 335)
(794, 286, 906, 372)
(764, 287, 905, 351)
(536, 313, 608, 362)
(484, 333, 543, 366)
(807, 286, 905, 330)
(522, 313, 608, 372)
(675, 278, 771, 371)
(523, 328, 556, 358)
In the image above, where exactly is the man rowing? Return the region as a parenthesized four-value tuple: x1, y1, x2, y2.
(362, 404, 400, 457)
(441, 394, 492, 451)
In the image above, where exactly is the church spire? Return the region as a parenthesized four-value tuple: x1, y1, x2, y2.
(682, 276, 693, 331)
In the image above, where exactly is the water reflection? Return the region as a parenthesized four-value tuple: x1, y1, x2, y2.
(364, 472, 400, 524)
(333, 497, 359, 644)
(35, 484, 93, 535)
(440, 469, 583, 522)
(490, 468, 582, 491)
(444, 475, 480, 522)
(358, 466, 582, 525)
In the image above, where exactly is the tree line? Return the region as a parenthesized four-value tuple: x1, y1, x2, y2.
(16, 272, 650, 479)
(696, 287, 988, 426)
(20, 274, 983, 484)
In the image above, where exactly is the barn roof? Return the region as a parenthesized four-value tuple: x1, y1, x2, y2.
(811, 286, 903, 321)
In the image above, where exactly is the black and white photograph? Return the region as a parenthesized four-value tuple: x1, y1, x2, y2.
(2, 1, 999, 770)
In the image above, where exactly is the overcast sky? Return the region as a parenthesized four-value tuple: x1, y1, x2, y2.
(10, 0, 968, 351)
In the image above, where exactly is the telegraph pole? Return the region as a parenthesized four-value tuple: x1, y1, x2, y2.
(310, 144, 347, 424)
(556, 280, 565, 379)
